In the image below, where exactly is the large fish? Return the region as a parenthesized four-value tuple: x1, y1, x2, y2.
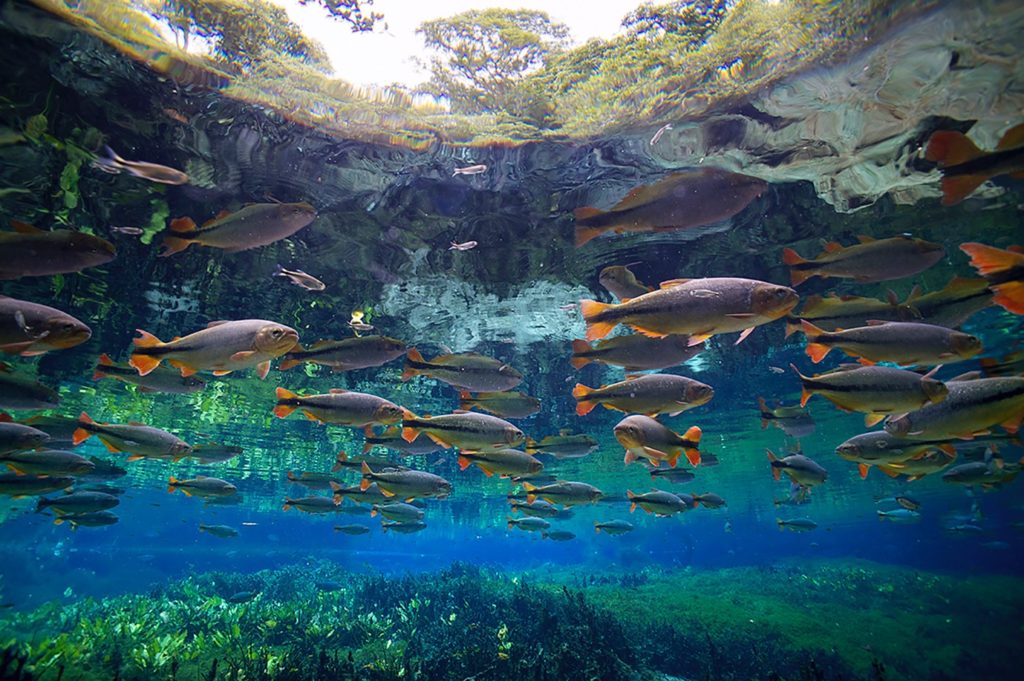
(129, 319, 299, 379)
(784, 292, 903, 337)
(924, 124, 1024, 205)
(0, 364, 60, 410)
(613, 414, 702, 467)
(72, 412, 192, 461)
(569, 334, 703, 371)
(525, 433, 597, 460)
(835, 431, 941, 479)
(0, 449, 94, 476)
(458, 391, 540, 419)
(93, 354, 206, 394)
(273, 387, 402, 427)
(279, 336, 407, 372)
(188, 443, 242, 465)
(874, 449, 957, 482)
(0, 473, 73, 497)
(580, 277, 798, 344)
(160, 202, 317, 256)
(626, 489, 694, 516)
(402, 349, 523, 392)
(372, 502, 424, 522)
(400, 408, 524, 452)
(800, 320, 981, 366)
(756, 397, 815, 438)
(897, 277, 992, 328)
(19, 415, 78, 446)
(521, 480, 603, 507)
(782, 235, 943, 286)
(0, 297, 91, 356)
(573, 374, 713, 417)
(0, 220, 115, 279)
(766, 449, 827, 487)
(573, 168, 766, 247)
(282, 495, 340, 513)
(599, 265, 650, 300)
(959, 243, 1024, 314)
(0, 414, 49, 455)
(791, 364, 948, 427)
(36, 491, 119, 515)
(884, 376, 1024, 441)
(359, 462, 452, 500)
(457, 449, 543, 478)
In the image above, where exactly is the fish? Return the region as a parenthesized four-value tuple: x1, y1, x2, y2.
(0, 449, 94, 476)
(19, 415, 78, 446)
(573, 374, 713, 417)
(884, 376, 1024, 441)
(72, 412, 192, 462)
(835, 431, 940, 479)
(110, 226, 144, 236)
(790, 364, 948, 427)
(800, 320, 982, 366)
(129, 319, 299, 379)
(188, 443, 243, 465)
(0, 414, 49, 455)
(874, 449, 957, 482)
(507, 516, 550, 532)
(525, 433, 597, 460)
(359, 462, 452, 500)
(594, 520, 634, 535)
(649, 123, 672, 145)
(332, 452, 406, 474)
(279, 336, 407, 372)
(766, 449, 828, 487)
(0, 220, 115, 279)
(458, 391, 541, 419)
(0, 296, 91, 356)
(53, 511, 119, 530)
(580, 277, 798, 345)
(199, 524, 239, 538)
(782, 235, 944, 286)
(573, 168, 766, 247)
(36, 491, 119, 515)
(599, 265, 651, 301)
(756, 397, 815, 438)
(542, 530, 576, 541)
(959, 242, 1024, 314)
(329, 481, 390, 505)
(0, 473, 73, 497)
(402, 348, 523, 392)
(648, 467, 696, 484)
(895, 495, 921, 511)
(508, 499, 561, 518)
(400, 408, 524, 452)
(81, 457, 127, 480)
(449, 241, 478, 251)
(381, 520, 426, 534)
(282, 495, 340, 513)
(160, 202, 317, 257)
(362, 425, 444, 456)
(942, 457, 1018, 488)
(167, 475, 237, 498)
(613, 415, 702, 467)
(569, 334, 703, 371)
(692, 493, 726, 509)
(896, 277, 993, 328)
(453, 164, 487, 176)
(226, 592, 259, 603)
(876, 509, 920, 522)
(334, 524, 370, 535)
(980, 350, 1024, 378)
(93, 354, 206, 394)
(287, 471, 343, 491)
(272, 264, 326, 291)
(92, 146, 188, 185)
(784, 292, 904, 337)
(0, 363, 60, 410)
(626, 489, 694, 516)
(457, 449, 543, 478)
(521, 480, 603, 507)
(273, 387, 403, 427)
(924, 124, 1024, 205)
(776, 518, 817, 532)
(371, 502, 424, 522)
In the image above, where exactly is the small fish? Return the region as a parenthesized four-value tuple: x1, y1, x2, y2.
(273, 387, 403, 427)
(458, 391, 540, 419)
(776, 517, 817, 532)
(594, 520, 634, 535)
(110, 226, 144, 236)
(0, 364, 60, 411)
(648, 467, 695, 484)
(874, 450, 957, 482)
(895, 495, 921, 511)
(0, 296, 91, 356)
(782, 235, 944, 286)
(0, 449, 94, 476)
(508, 499, 561, 518)
(282, 495, 340, 513)
(53, 511, 119, 530)
(897, 277, 993, 328)
(371, 502, 424, 522)
(160, 202, 316, 257)
(334, 524, 370, 535)
(885, 376, 1024, 441)
(0, 473, 73, 497)
(226, 591, 258, 603)
(449, 241, 478, 251)
(93, 146, 188, 185)
(330, 481, 390, 505)
(280, 336, 407, 372)
(381, 520, 426, 534)
(627, 489, 694, 517)
(188, 443, 242, 465)
(522, 480, 603, 507)
(768, 366, 785, 374)
(73, 412, 191, 462)
(348, 310, 375, 334)
(649, 123, 672, 146)
(574, 169, 766, 247)
(599, 265, 651, 301)
(36, 491, 119, 515)
(581, 277, 798, 346)
(168, 475, 236, 498)
(569, 335, 703, 371)
(614, 415, 702, 467)
(692, 493, 726, 509)
(800, 320, 981, 366)
(542, 530, 576, 541)
(287, 470, 342, 491)
(573, 374, 713, 417)
(199, 524, 238, 538)
(924, 124, 1024, 205)
(507, 516, 549, 533)
(359, 462, 452, 501)
(835, 431, 939, 479)
(458, 449, 543, 478)
(960, 243, 1024, 314)
(876, 508, 920, 523)
(163, 108, 190, 124)
(525, 433, 597, 460)
(0, 220, 115, 280)
(0, 414, 49, 455)
(273, 264, 325, 292)
(401, 408, 523, 452)
(402, 348, 523, 392)
(766, 449, 827, 487)
(94, 354, 206, 394)
(453, 164, 487, 176)
(785, 292, 904, 337)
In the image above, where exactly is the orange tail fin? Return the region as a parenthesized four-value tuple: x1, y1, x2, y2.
(129, 329, 164, 376)
(402, 348, 425, 382)
(925, 130, 982, 166)
(278, 357, 301, 371)
(800, 321, 831, 363)
(572, 383, 596, 416)
(159, 236, 193, 257)
(569, 339, 592, 369)
(960, 242, 1024, 277)
(992, 282, 1024, 315)
(332, 452, 347, 472)
(784, 320, 802, 338)
(579, 300, 616, 341)
(939, 175, 989, 206)
(782, 248, 814, 286)
(766, 449, 781, 481)
(273, 387, 298, 418)
(573, 207, 605, 247)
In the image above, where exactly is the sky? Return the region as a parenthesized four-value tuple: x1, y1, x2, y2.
(271, 0, 642, 88)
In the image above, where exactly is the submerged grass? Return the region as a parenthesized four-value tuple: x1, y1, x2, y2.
(1, 559, 1020, 680)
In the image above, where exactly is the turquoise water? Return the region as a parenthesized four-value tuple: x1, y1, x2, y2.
(1, 1, 1023, 680)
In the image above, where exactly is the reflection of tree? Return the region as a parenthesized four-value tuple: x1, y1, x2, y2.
(299, 0, 383, 33)
(416, 9, 569, 116)
(621, 0, 731, 46)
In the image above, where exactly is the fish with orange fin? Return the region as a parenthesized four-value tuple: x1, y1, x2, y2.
(781, 236, 944, 287)
(457, 449, 543, 478)
(573, 168, 766, 247)
(160, 202, 317, 257)
(72, 412, 191, 462)
(0, 297, 91, 356)
(573, 374, 713, 417)
(0, 220, 115, 280)
(580, 277, 797, 345)
(359, 462, 451, 500)
(129, 319, 298, 379)
(835, 431, 945, 480)
(800, 320, 981, 367)
(167, 475, 236, 498)
(279, 335, 406, 372)
(399, 408, 524, 452)
(960, 243, 1024, 314)
(895, 276, 993, 328)
(756, 397, 815, 438)
(626, 490, 694, 517)
(570, 334, 703, 371)
(613, 415, 702, 467)
(93, 354, 206, 394)
(521, 480, 603, 507)
(925, 123, 1024, 206)
(599, 265, 651, 300)
(766, 449, 827, 487)
(884, 375, 1024, 442)
(784, 292, 904, 337)
(402, 348, 523, 392)
(273, 387, 402, 427)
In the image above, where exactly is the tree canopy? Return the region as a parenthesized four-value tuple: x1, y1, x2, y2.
(416, 9, 570, 116)
(298, 0, 384, 33)
(622, 0, 731, 45)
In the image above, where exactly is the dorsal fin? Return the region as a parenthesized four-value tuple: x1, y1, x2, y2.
(821, 241, 843, 253)
(206, 320, 231, 328)
(329, 388, 347, 394)
(203, 209, 232, 226)
(9, 220, 43, 234)
(996, 123, 1024, 151)
(856, 235, 876, 244)
(610, 174, 686, 211)
(659, 278, 690, 289)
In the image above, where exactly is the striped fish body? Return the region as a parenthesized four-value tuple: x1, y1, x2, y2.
(0, 367, 60, 410)
(522, 481, 603, 506)
(362, 426, 444, 456)
(329, 482, 389, 505)
(885, 377, 1024, 441)
(37, 491, 119, 515)
(570, 334, 702, 371)
(794, 364, 948, 425)
(402, 349, 523, 392)
(0, 473, 73, 497)
(0, 449, 93, 476)
(786, 293, 901, 336)
(573, 374, 713, 417)
(279, 335, 407, 372)
(458, 449, 543, 477)
(525, 434, 597, 459)
(899, 277, 992, 328)
(283, 496, 339, 513)
(94, 354, 205, 394)
(801, 320, 981, 366)
(401, 409, 524, 451)
(72, 413, 191, 461)
(162, 202, 316, 256)
(627, 489, 691, 516)
(458, 391, 540, 418)
(360, 463, 451, 500)
(372, 502, 424, 522)
(783, 236, 943, 286)
(274, 388, 402, 427)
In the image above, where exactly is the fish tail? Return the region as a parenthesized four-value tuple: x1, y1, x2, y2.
(167, 476, 178, 494)
(766, 449, 782, 481)
(458, 391, 474, 412)
(579, 300, 616, 341)
(458, 454, 472, 471)
(926, 130, 982, 166)
(784, 319, 802, 338)
(569, 339, 592, 369)
(278, 354, 302, 371)
(159, 220, 195, 257)
(35, 498, 48, 513)
(799, 321, 831, 363)
(272, 264, 285, 277)
(72, 411, 94, 446)
(522, 481, 537, 504)
(573, 207, 606, 247)
(283, 500, 293, 511)
(757, 397, 770, 429)
(400, 407, 421, 443)
(960, 242, 1023, 277)
(129, 329, 165, 372)
(332, 451, 347, 472)
(524, 438, 538, 453)
(992, 282, 1024, 315)
(273, 387, 298, 418)
(93, 353, 115, 381)
(939, 175, 990, 206)
(781, 248, 814, 286)
(682, 426, 702, 467)
(402, 348, 425, 382)
(594, 524, 602, 534)
(788, 364, 814, 406)
(626, 489, 637, 513)
(572, 383, 597, 416)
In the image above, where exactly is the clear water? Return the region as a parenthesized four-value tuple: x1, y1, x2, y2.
(1, 2, 1023, 680)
